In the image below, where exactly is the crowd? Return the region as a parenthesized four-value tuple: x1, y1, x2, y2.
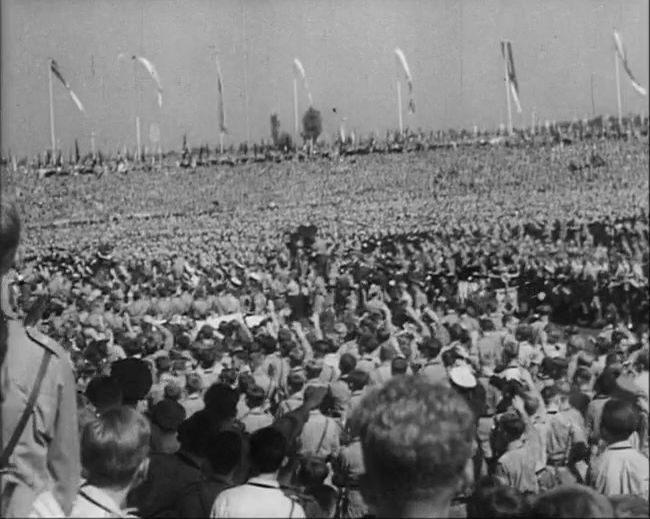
(0, 135, 648, 518)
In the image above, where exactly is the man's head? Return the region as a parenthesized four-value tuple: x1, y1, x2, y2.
(339, 353, 357, 376)
(391, 357, 409, 376)
(204, 430, 243, 476)
(352, 376, 475, 517)
(601, 398, 640, 444)
(81, 406, 150, 490)
(347, 369, 370, 392)
(249, 426, 287, 475)
(246, 385, 266, 409)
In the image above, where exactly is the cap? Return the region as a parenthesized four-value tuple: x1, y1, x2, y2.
(151, 399, 186, 432)
(111, 358, 153, 403)
(449, 365, 477, 389)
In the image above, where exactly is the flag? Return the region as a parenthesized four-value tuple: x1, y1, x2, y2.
(500, 41, 522, 113)
(293, 58, 313, 106)
(613, 31, 647, 97)
(215, 56, 227, 133)
(394, 48, 415, 114)
(121, 53, 163, 107)
(50, 59, 86, 114)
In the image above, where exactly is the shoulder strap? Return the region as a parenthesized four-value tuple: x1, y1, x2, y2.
(315, 417, 330, 455)
(0, 348, 53, 468)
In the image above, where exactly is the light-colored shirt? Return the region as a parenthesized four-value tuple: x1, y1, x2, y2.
(298, 410, 340, 459)
(30, 485, 137, 518)
(210, 476, 306, 518)
(240, 408, 273, 434)
(589, 440, 649, 499)
(181, 393, 205, 419)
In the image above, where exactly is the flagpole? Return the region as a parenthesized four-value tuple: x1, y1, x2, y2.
(503, 45, 513, 136)
(49, 60, 56, 157)
(590, 72, 596, 117)
(91, 130, 96, 160)
(219, 132, 224, 154)
(615, 50, 622, 128)
(293, 77, 299, 142)
(397, 79, 403, 135)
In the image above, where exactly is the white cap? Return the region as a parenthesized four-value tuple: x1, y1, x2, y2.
(449, 365, 477, 389)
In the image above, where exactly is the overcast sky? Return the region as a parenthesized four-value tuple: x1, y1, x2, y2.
(2, 0, 648, 156)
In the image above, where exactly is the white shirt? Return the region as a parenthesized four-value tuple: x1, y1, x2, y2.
(210, 476, 305, 518)
(30, 485, 137, 518)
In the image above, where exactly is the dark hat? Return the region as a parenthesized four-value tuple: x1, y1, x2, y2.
(111, 358, 153, 403)
(151, 399, 186, 432)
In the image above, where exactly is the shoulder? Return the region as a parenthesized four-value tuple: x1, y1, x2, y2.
(24, 325, 67, 358)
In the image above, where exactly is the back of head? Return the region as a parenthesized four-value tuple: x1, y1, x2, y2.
(419, 336, 442, 360)
(246, 385, 266, 408)
(150, 399, 186, 433)
(111, 358, 153, 406)
(0, 197, 21, 366)
(391, 357, 408, 376)
(379, 344, 396, 363)
(287, 371, 306, 393)
(601, 398, 640, 442)
(204, 383, 239, 422)
(81, 406, 151, 488)
(467, 476, 529, 518)
(185, 373, 203, 395)
(531, 484, 613, 518)
(305, 358, 324, 379)
(339, 352, 357, 375)
(204, 430, 243, 476)
(352, 376, 475, 512)
(249, 426, 287, 474)
(348, 369, 370, 391)
(85, 376, 123, 413)
(298, 456, 329, 487)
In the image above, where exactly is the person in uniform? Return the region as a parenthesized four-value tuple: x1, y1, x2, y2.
(0, 198, 81, 517)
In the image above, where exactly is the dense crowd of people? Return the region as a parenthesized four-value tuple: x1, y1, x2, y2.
(1, 135, 648, 518)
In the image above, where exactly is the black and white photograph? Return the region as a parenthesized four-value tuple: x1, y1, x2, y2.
(0, 0, 649, 517)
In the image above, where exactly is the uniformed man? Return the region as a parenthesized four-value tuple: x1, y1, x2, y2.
(0, 199, 81, 517)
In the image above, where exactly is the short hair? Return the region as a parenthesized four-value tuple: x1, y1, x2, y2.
(287, 372, 306, 393)
(339, 353, 357, 375)
(531, 484, 614, 518)
(379, 344, 396, 363)
(81, 406, 150, 488)
(609, 494, 650, 518)
(515, 325, 533, 343)
(498, 413, 526, 442)
(204, 430, 242, 475)
(85, 376, 123, 412)
(305, 359, 324, 379)
(249, 427, 287, 473)
(467, 476, 529, 518)
(572, 366, 592, 386)
(348, 369, 370, 391)
(522, 392, 539, 417)
(480, 319, 496, 333)
(353, 376, 475, 503)
(155, 356, 171, 373)
(246, 385, 266, 408)
(298, 456, 329, 487)
(419, 337, 442, 359)
(634, 350, 649, 372)
(203, 384, 238, 421)
(185, 373, 203, 395)
(596, 336, 611, 355)
(502, 341, 519, 361)
(601, 398, 640, 442)
(391, 357, 408, 376)
(164, 382, 182, 401)
(541, 385, 559, 405)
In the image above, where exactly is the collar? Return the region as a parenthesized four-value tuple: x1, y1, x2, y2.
(78, 484, 125, 516)
(607, 440, 633, 451)
(248, 475, 281, 489)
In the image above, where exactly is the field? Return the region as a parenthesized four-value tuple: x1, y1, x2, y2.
(4, 139, 648, 261)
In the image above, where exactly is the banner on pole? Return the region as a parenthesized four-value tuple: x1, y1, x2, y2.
(500, 41, 522, 113)
(613, 31, 647, 97)
(394, 48, 415, 114)
(50, 59, 86, 114)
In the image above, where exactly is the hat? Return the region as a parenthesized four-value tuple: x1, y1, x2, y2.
(111, 358, 153, 403)
(449, 365, 477, 389)
(150, 399, 186, 432)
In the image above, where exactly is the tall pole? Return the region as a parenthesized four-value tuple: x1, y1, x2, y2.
(397, 80, 403, 135)
(91, 130, 96, 159)
(293, 77, 299, 142)
(242, 3, 250, 145)
(531, 108, 536, 135)
(590, 72, 596, 117)
(219, 132, 224, 154)
(503, 46, 513, 136)
(615, 50, 622, 128)
(49, 60, 56, 157)
(136, 116, 141, 162)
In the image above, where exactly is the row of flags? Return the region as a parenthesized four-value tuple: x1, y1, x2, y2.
(47, 31, 647, 147)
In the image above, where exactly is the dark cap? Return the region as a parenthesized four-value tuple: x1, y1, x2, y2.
(151, 399, 186, 432)
(111, 358, 153, 403)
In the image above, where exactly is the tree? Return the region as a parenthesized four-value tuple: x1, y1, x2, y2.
(302, 107, 322, 143)
(270, 113, 280, 146)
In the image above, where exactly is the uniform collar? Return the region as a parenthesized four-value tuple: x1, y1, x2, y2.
(248, 475, 281, 488)
(607, 440, 633, 451)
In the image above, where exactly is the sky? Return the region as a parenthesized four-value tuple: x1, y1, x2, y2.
(1, 0, 649, 156)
